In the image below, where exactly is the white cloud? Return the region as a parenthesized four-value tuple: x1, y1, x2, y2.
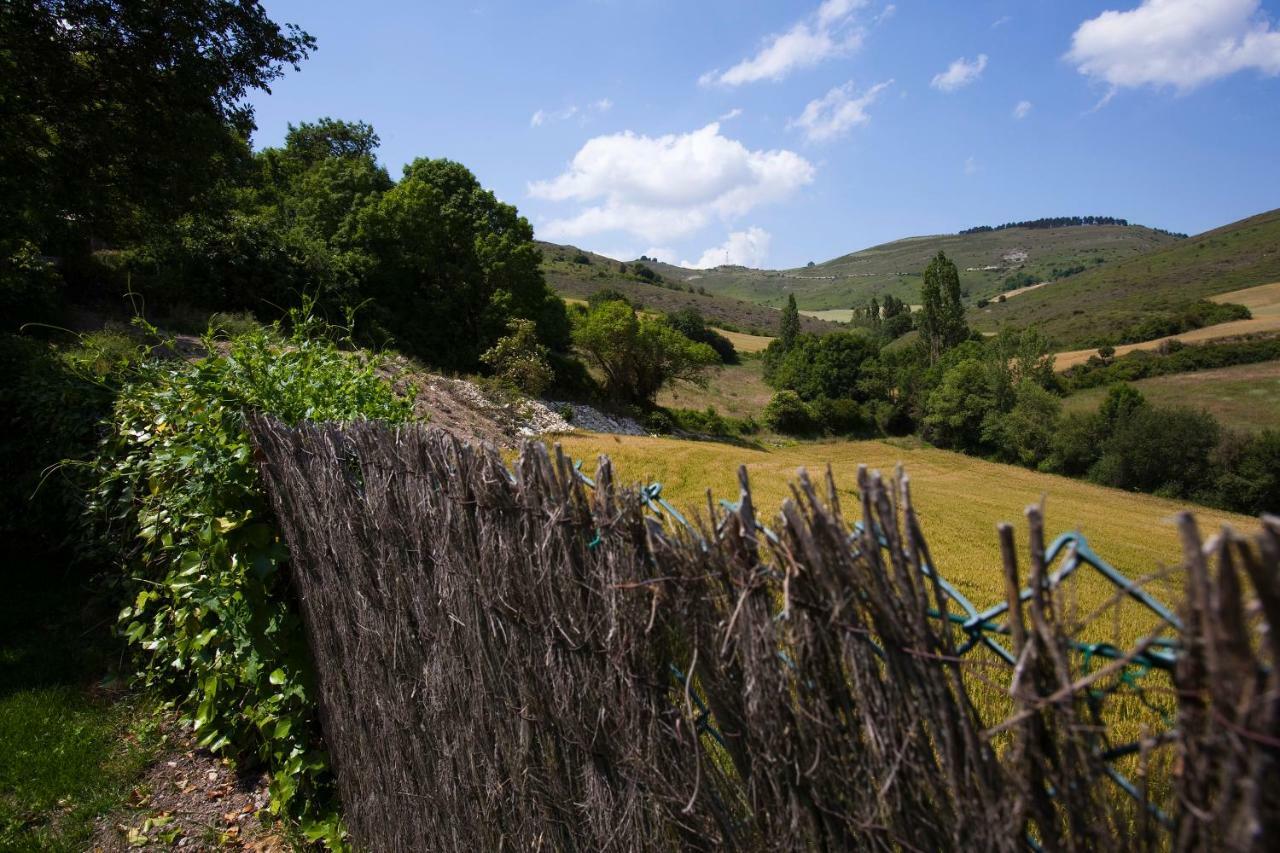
(1067, 0, 1280, 93)
(684, 227, 773, 269)
(788, 80, 893, 142)
(530, 99, 612, 128)
(1013, 99, 1033, 119)
(529, 123, 813, 243)
(719, 107, 744, 121)
(931, 54, 989, 92)
(964, 156, 979, 175)
(701, 0, 869, 87)
(875, 4, 897, 25)
(993, 16, 1012, 28)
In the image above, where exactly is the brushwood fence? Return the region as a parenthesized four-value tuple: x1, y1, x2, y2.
(247, 416, 1280, 852)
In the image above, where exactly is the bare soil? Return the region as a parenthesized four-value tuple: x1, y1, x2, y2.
(91, 724, 287, 852)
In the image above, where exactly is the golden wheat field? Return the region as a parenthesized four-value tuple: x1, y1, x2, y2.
(540, 432, 1255, 813)
(547, 433, 1257, 613)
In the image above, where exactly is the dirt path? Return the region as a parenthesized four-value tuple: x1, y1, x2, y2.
(1053, 281, 1280, 371)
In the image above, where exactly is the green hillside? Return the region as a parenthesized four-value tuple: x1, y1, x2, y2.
(538, 242, 842, 336)
(974, 209, 1280, 347)
(674, 223, 1180, 311)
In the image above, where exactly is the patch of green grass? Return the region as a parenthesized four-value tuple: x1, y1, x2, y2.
(0, 553, 165, 851)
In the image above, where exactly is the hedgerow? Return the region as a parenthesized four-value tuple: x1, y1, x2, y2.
(89, 312, 413, 846)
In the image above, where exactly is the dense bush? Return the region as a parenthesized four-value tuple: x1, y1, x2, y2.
(572, 300, 718, 404)
(763, 391, 817, 435)
(91, 313, 413, 845)
(1063, 334, 1280, 389)
(764, 332, 877, 401)
(1111, 300, 1251, 346)
(663, 308, 739, 364)
(481, 318, 554, 396)
(665, 406, 758, 437)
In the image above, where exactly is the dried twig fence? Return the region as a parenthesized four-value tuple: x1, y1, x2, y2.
(247, 416, 1280, 852)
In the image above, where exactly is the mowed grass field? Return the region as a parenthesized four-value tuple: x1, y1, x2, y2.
(548, 434, 1257, 611)
(1063, 359, 1280, 432)
(1054, 281, 1280, 369)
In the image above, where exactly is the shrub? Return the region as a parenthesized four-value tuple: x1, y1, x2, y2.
(91, 312, 413, 845)
(0, 241, 64, 330)
(763, 391, 816, 435)
(810, 397, 869, 436)
(481, 318, 554, 396)
(663, 308, 739, 364)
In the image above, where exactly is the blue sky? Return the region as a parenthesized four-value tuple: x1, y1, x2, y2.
(248, 0, 1280, 269)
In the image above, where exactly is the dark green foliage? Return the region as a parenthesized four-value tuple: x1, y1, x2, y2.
(1002, 272, 1038, 292)
(779, 294, 801, 350)
(986, 382, 1062, 468)
(91, 314, 413, 845)
(809, 397, 870, 436)
(1213, 430, 1280, 515)
(663, 309, 739, 364)
(587, 288, 632, 310)
(763, 391, 816, 435)
(922, 359, 995, 453)
(1091, 406, 1220, 498)
(0, 0, 313, 253)
(961, 216, 1134, 235)
(631, 264, 660, 282)
(880, 294, 915, 340)
(0, 330, 147, 552)
(1110, 300, 1252, 346)
(572, 301, 718, 404)
(764, 332, 877, 401)
(347, 157, 567, 369)
(481, 319, 554, 396)
(665, 406, 757, 438)
(0, 243, 64, 330)
(919, 251, 967, 362)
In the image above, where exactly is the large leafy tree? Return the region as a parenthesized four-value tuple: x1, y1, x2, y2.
(918, 251, 968, 363)
(0, 1, 314, 251)
(572, 301, 718, 404)
(779, 294, 801, 350)
(347, 158, 569, 369)
(767, 332, 879, 401)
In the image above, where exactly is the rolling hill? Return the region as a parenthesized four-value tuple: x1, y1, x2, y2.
(973, 208, 1280, 347)
(690, 222, 1182, 311)
(538, 242, 842, 336)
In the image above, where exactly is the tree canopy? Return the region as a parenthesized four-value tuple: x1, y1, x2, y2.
(572, 301, 718, 404)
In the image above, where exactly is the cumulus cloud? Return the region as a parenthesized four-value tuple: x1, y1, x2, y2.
(530, 98, 612, 128)
(1013, 100, 1033, 119)
(788, 80, 893, 142)
(931, 54, 989, 91)
(684, 227, 773, 270)
(701, 0, 869, 87)
(1067, 0, 1280, 93)
(529, 123, 814, 243)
